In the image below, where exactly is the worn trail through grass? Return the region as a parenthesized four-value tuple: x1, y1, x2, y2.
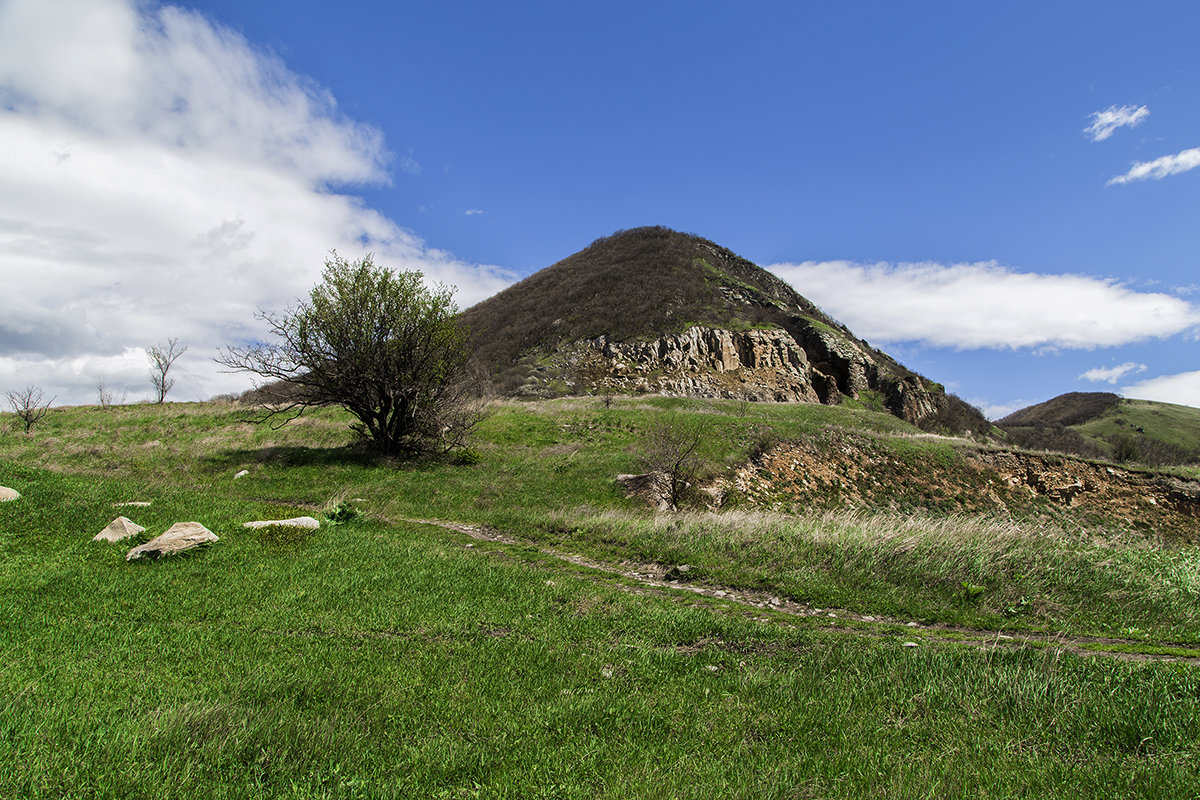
(404, 516, 1200, 665)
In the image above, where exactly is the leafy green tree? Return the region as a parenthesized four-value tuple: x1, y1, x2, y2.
(218, 252, 482, 457)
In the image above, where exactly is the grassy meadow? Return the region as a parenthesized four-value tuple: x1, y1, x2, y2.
(2, 397, 1199, 798)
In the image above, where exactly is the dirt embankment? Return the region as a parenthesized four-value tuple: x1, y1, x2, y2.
(726, 429, 1200, 541)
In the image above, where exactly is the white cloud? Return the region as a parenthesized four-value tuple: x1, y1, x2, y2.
(1108, 147, 1200, 185)
(464, 209, 485, 216)
(1084, 104, 1149, 142)
(1122, 371, 1200, 409)
(0, 0, 511, 405)
(767, 261, 1200, 350)
(970, 398, 1030, 422)
(1080, 362, 1147, 384)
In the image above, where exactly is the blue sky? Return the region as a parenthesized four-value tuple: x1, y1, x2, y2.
(1, 0, 1198, 416)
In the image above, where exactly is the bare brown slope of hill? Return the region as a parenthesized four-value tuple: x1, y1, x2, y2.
(461, 226, 989, 434)
(724, 428, 1200, 541)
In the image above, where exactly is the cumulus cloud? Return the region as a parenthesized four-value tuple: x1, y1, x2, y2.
(1084, 104, 1149, 142)
(0, 0, 511, 405)
(1108, 147, 1200, 185)
(767, 261, 1200, 350)
(1122, 371, 1200, 409)
(1080, 362, 1147, 384)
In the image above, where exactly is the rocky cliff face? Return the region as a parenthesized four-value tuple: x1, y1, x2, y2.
(562, 323, 950, 426)
(579, 326, 821, 403)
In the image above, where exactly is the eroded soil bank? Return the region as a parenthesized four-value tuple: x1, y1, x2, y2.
(727, 429, 1200, 541)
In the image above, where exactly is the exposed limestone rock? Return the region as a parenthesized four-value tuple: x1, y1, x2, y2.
(126, 522, 218, 561)
(585, 326, 821, 403)
(234, 470, 250, 479)
(0, 486, 19, 502)
(94, 516, 145, 542)
(242, 516, 320, 530)
(570, 324, 946, 426)
(115, 501, 152, 507)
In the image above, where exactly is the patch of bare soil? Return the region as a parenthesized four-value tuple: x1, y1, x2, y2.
(725, 429, 1200, 541)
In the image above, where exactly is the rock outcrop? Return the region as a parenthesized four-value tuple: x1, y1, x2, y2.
(566, 323, 951, 425)
(0, 486, 19, 502)
(582, 326, 821, 403)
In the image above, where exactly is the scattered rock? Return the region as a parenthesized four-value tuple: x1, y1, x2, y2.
(234, 470, 249, 479)
(242, 516, 320, 530)
(115, 501, 152, 507)
(94, 516, 145, 542)
(126, 522, 217, 561)
(663, 564, 693, 582)
(902, 641, 920, 648)
(0, 486, 19, 502)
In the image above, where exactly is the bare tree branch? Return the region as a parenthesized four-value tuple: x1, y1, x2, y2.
(5, 384, 55, 433)
(147, 338, 188, 404)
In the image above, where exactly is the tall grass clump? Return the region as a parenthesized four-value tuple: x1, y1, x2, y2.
(539, 508, 1200, 639)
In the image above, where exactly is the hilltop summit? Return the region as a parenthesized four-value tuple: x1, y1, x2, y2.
(462, 227, 986, 433)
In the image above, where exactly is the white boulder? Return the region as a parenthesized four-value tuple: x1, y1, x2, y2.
(126, 522, 218, 561)
(94, 516, 145, 542)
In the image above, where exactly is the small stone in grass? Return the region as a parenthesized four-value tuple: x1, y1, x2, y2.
(0, 487, 19, 502)
(94, 516, 145, 542)
(242, 517, 319, 530)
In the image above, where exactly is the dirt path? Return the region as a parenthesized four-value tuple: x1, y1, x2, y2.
(402, 517, 1200, 665)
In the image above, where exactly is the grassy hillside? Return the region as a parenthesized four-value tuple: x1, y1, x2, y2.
(2, 399, 1200, 797)
(999, 392, 1200, 468)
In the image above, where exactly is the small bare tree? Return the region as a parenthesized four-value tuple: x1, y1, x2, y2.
(5, 384, 55, 433)
(96, 377, 126, 409)
(147, 338, 187, 404)
(639, 413, 707, 511)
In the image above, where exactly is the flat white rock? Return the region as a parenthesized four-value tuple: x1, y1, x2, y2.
(126, 522, 218, 561)
(0, 487, 19, 502)
(234, 470, 250, 479)
(94, 516, 146, 542)
(115, 501, 152, 507)
(242, 516, 320, 530)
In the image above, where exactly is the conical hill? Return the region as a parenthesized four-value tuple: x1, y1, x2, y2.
(461, 226, 987, 433)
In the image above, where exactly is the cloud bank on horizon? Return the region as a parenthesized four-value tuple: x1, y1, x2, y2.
(0, 0, 509, 404)
(767, 259, 1200, 410)
(766, 260, 1200, 351)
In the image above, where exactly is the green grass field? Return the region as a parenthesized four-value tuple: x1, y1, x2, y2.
(2, 398, 1199, 798)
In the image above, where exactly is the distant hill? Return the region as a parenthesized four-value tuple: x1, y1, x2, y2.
(461, 226, 989, 434)
(998, 392, 1200, 466)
